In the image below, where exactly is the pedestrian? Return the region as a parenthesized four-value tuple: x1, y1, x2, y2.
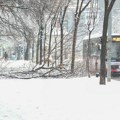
(4, 52, 8, 60)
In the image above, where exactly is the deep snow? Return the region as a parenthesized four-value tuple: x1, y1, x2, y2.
(0, 77, 120, 120)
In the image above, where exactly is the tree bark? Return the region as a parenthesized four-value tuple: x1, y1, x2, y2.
(71, 22, 78, 73)
(39, 24, 43, 65)
(87, 31, 92, 78)
(36, 27, 40, 64)
(100, 0, 116, 85)
(71, 0, 91, 74)
(24, 41, 30, 60)
(60, 22, 64, 66)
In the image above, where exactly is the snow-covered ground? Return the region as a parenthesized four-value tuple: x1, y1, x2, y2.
(0, 77, 120, 120)
(0, 60, 35, 72)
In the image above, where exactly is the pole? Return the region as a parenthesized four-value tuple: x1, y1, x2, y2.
(107, 1, 112, 82)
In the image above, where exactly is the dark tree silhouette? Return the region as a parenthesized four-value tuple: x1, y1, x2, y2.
(100, 0, 116, 85)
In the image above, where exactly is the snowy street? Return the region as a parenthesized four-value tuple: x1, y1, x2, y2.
(1, 0, 120, 119)
(0, 77, 120, 120)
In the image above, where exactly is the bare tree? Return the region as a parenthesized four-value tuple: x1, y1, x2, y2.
(28, 0, 47, 64)
(47, 2, 61, 67)
(0, 0, 36, 61)
(100, 0, 116, 85)
(71, 0, 91, 74)
(28, 0, 62, 66)
(86, 0, 98, 77)
(59, 0, 71, 67)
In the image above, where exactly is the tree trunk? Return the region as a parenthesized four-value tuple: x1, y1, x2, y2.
(100, 0, 116, 84)
(60, 22, 63, 66)
(43, 25, 47, 63)
(71, 22, 78, 73)
(100, 12, 108, 84)
(32, 41, 35, 62)
(87, 31, 92, 78)
(24, 41, 30, 60)
(36, 29, 40, 64)
(48, 24, 52, 67)
(54, 36, 57, 67)
(39, 25, 43, 65)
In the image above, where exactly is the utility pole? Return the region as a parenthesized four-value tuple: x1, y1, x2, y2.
(107, 0, 112, 82)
